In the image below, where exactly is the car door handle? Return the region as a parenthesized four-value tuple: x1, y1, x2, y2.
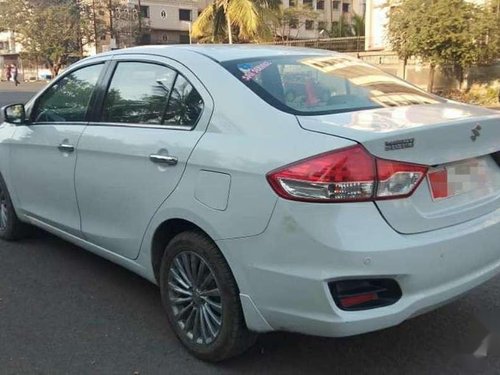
(58, 143, 75, 153)
(149, 154, 178, 166)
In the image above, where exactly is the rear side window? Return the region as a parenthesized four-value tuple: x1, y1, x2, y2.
(163, 75, 204, 127)
(222, 55, 442, 115)
(32, 63, 103, 123)
(101, 62, 203, 127)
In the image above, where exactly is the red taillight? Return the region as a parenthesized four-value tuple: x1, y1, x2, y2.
(267, 145, 428, 202)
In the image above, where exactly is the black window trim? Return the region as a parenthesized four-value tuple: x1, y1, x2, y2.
(90, 58, 205, 131)
(29, 61, 108, 125)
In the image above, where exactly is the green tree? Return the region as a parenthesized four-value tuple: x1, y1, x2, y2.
(386, 0, 499, 92)
(329, 14, 353, 37)
(192, 0, 280, 43)
(351, 12, 365, 37)
(0, 0, 94, 76)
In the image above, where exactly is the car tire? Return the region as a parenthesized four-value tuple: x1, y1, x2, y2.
(0, 175, 28, 240)
(159, 231, 256, 362)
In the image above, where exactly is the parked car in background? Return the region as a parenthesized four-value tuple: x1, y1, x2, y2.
(1, 45, 499, 361)
(37, 69, 52, 81)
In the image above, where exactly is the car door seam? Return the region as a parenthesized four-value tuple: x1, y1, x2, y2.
(135, 109, 216, 261)
(74, 124, 90, 240)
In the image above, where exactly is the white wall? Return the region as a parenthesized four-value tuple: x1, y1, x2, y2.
(0, 31, 22, 54)
(365, 0, 389, 51)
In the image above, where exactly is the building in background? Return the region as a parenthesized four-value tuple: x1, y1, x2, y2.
(0, 31, 22, 80)
(92, 0, 211, 53)
(281, 0, 366, 40)
(134, 0, 209, 45)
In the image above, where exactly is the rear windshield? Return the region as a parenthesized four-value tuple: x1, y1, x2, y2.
(222, 55, 443, 115)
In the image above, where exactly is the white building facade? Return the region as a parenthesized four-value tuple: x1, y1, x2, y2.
(280, 0, 366, 39)
(127, 0, 210, 45)
(0, 30, 23, 79)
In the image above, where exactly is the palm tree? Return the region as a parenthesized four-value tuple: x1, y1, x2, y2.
(351, 12, 365, 37)
(192, 0, 279, 43)
(330, 13, 353, 37)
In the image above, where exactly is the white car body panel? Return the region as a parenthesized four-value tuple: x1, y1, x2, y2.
(10, 124, 86, 236)
(0, 45, 499, 339)
(297, 103, 500, 166)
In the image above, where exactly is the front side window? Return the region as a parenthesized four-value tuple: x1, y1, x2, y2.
(223, 55, 442, 115)
(32, 64, 103, 123)
(101, 62, 203, 127)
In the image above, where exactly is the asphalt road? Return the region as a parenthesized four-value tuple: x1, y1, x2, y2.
(0, 82, 45, 108)
(1, 85, 500, 375)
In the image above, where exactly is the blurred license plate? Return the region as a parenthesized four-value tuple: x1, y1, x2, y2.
(428, 157, 495, 200)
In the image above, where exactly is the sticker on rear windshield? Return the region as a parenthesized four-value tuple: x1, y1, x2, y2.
(238, 61, 272, 81)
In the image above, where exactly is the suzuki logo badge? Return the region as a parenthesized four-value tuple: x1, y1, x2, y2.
(471, 124, 482, 142)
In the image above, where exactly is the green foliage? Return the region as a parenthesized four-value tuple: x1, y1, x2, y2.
(330, 14, 353, 37)
(0, 0, 94, 76)
(440, 81, 500, 105)
(351, 13, 365, 37)
(386, 0, 500, 88)
(326, 12, 364, 38)
(193, 0, 280, 43)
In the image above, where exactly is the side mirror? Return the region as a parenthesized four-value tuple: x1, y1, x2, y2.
(2, 104, 26, 125)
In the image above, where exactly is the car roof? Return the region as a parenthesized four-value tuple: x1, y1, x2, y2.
(95, 44, 336, 63)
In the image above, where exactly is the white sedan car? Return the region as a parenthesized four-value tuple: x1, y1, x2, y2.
(1, 45, 499, 361)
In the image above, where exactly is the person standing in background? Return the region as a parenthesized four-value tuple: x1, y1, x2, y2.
(4, 65, 11, 82)
(11, 64, 20, 86)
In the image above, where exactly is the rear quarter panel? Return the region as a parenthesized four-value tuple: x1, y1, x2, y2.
(135, 52, 356, 270)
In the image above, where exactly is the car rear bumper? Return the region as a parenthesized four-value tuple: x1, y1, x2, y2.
(217, 200, 500, 337)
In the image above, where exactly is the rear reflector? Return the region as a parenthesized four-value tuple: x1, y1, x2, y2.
(267, 145, 427, 202)
(340, 293, 378, 308)
(428, 168, 449, 199)
(329, 279, 402, 311)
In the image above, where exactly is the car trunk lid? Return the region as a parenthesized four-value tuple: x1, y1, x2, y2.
(297, 103, 500, 234)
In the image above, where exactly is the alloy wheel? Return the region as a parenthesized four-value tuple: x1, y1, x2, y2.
(168, 251, 223, 345)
